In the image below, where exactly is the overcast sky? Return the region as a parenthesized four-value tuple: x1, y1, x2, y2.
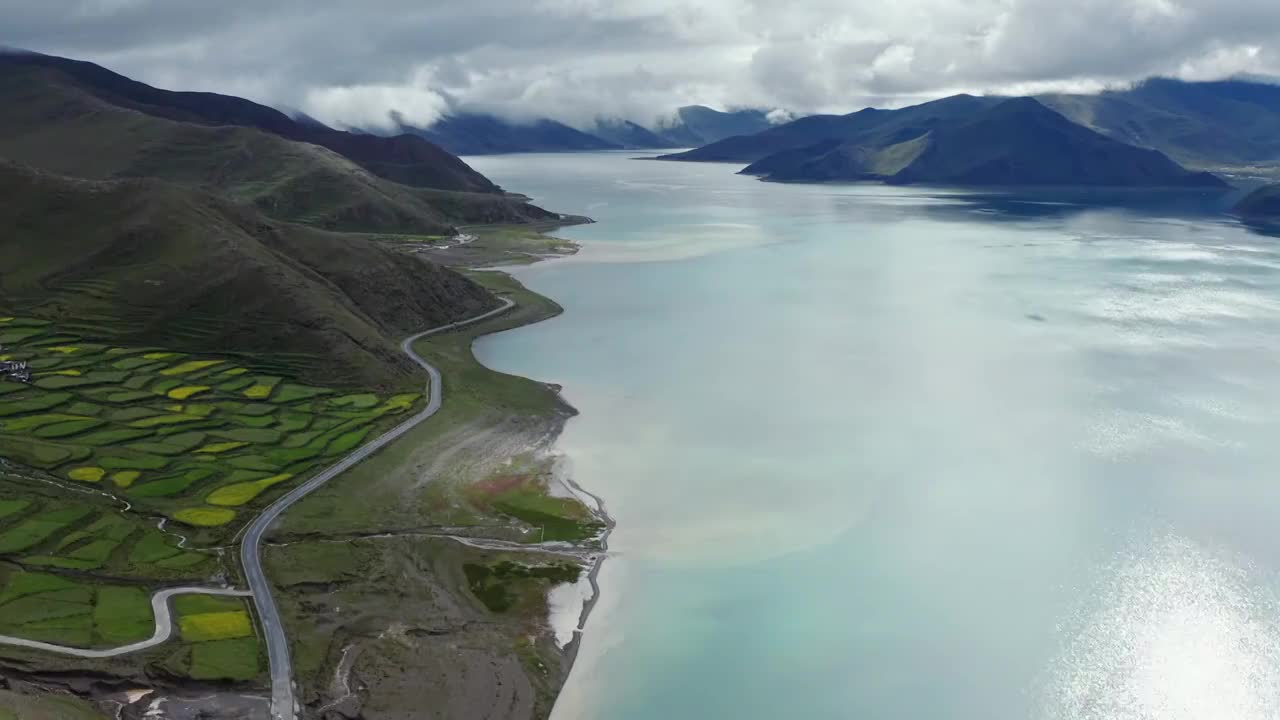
(4, 0, 1280, 130)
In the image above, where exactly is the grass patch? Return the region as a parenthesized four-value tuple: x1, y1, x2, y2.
(93, 586, 153, 644)
(0, 507, 94, 553)
(210, 427, 283, 443)
(129, 467, 218, 498)
(326, 427, 373, 454)
(464, 561, 582, 613)
(77, 427, 153, 445)
(272, 384, 331, 403)
(0, 571, 78, 605)
(130, 413, 204, 428)
(0, 499, 31, 520)
(0, 392, 73, 417)
(128, 531, 181, 563)
(189, 637, 261, 681)
(98, 452, 170, 470)
(491, 490, 602, 542)
(330, 393, 378, 409)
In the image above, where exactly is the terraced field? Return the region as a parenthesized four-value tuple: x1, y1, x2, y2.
(0, 317, 421, 547)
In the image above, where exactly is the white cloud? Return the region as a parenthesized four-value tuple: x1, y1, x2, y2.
(5, 0, 1280, 128)
(302, 84, 450, 131)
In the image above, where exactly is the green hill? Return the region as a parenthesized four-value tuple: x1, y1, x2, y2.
(1040, 78, 1280, 168)
(0, 161, 498, 389)
(0, 64, 552, 235)
(0, 50, 499, 193)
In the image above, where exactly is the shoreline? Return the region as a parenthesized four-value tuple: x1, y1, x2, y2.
(452, 219, 615, 705)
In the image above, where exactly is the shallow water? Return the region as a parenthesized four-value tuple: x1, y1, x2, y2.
(468, 151, 1280, 720)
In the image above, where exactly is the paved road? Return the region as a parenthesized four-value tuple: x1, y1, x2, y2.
(0, 586, 251, 658)
(240, 297, 516, 720)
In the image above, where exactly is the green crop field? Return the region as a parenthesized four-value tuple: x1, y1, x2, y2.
(0, 318, 425, 664)
(0, 569, 154, 648)
(0, 319, 422, 540)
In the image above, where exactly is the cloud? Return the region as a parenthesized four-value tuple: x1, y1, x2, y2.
(302, 85, 450, 131)
(3, 0, 1280, 129)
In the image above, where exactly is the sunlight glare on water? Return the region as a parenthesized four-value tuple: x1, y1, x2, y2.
(1046, 533, 1280, 720)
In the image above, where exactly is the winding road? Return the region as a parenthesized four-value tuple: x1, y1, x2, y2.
(241, 297, 516, 720)
(0, 297, 515, 720)
(0, 586, 251, 658)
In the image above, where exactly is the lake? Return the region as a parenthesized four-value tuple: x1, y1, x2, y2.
(468, 151, 1280, 720)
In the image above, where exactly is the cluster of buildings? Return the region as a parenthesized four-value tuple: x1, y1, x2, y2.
(0, 346, 31, 384)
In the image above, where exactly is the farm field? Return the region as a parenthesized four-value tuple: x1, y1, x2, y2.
(0, 317, 421, 548)
(0, 316, 421, 665)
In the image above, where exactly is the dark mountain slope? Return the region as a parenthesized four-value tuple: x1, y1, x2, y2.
(0, 49, 498, 193)
(0, 65, 551, 234)
(661, 95, 1001, 163)
(744, 98, 1227, 188)
(654, 106, 777, 147)
(590, 119, 674, 149)
(1039, 78, 1280, 167)
(399, 113, 619, 155)
(0, 161, 497, 388)
(1234, 184, 1280, 219)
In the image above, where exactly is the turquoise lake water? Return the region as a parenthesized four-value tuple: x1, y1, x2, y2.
(468, 152, 1280, 720)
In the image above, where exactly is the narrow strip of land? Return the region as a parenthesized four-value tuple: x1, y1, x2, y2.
(0, 586, 251, 658)
(241, 297, 517, 720)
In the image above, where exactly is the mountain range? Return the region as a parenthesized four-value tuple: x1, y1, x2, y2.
(370, 105, 780, 155)
(659, 92, 1234, 188)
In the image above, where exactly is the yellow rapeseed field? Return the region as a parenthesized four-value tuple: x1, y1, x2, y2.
(179, 610, 253, 642)
(67, 467, 105, 483)
(172, 507, 236, 527)
(206, 474, 293, 506)
(161, 360, 224, 376)
(167, 386, 210, 400)
(194, 441, 249, 454)
(111, 471, 141, 488)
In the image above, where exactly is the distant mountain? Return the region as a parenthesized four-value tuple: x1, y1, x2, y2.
(662, 94, 1002, 163)
(371, 105, 786, 155)
(1234, 184, 1280, 219)
(0, 49, 499, 193)
(655, 105, 778, 147)
(0, 161, 498, 388)
(664, 95, 1227, 188)
(1039, 78, 1280, 168)
(399, 113, 619, 155)
(0, 61, 551, 234)
(589, 118, 673, 149)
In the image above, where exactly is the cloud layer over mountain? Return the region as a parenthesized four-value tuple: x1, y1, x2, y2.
(4, 0, 1279, 129)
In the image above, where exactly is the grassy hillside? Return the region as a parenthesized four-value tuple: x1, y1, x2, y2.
(0, 50, 499, 193)
(1041, 78, 1280, 168)
(0, 65, 552, 235)
(0, 161, 499, 388)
